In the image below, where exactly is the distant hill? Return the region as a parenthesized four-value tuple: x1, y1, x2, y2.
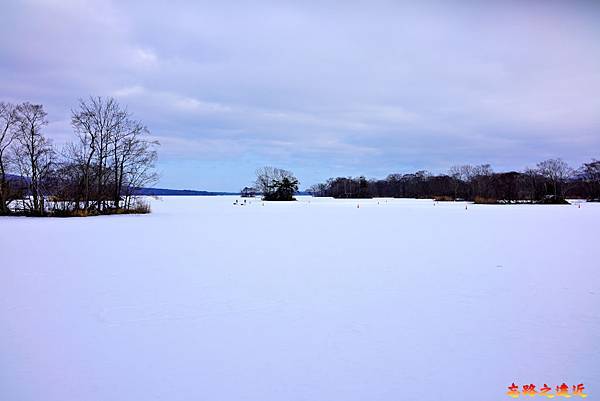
(133, 187, 238, 196)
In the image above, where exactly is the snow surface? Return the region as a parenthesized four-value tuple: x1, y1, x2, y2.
(1, 196, 599, 400)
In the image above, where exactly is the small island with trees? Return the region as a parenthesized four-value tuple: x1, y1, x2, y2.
(0, 97, 158, 217)
(253, 167, 299, 201)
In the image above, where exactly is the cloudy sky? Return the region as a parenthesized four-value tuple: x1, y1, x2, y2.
(1, 0, 600, 190)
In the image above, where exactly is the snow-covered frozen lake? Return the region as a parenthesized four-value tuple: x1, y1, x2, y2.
(1, 196, 599, 400)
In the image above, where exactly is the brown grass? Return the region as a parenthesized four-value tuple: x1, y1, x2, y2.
(433, 195, 455, 202)
(473, 196, 498, 204)
(108, 202, 151, 215)
(48, 202, 151, 217)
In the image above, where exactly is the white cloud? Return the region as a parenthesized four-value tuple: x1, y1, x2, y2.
(112, 85, 145, 97)
(132, 48, 158, 66)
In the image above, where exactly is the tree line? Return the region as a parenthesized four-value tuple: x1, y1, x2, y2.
(308, 159, 600, 203)
(0, 97, 158, 216)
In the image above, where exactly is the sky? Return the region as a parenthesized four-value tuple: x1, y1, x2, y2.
(1, 0, 600, 191)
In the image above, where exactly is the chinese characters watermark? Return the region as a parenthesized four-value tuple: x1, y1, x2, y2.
(507, 383, 587, 398)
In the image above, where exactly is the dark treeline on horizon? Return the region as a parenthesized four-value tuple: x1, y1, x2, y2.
(0, 98, 158, 216)
(308, 159, 600, 204)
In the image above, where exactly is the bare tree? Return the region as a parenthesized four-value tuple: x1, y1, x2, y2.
(0, 102, 19, 213)
(70, 100, 98, 210)
(471, 164, 493, 198)
(536, 158, 573, 199)
(70, 97, 158, 211)
(255, 166, 277, 197)
(71, 97, 128, 210)
(523, 167, 541, 202)
(448, 165, 464, 199)
(118, 127, 159, 209)
(448, 164, 480, 199)
(13, 103, 54, 215)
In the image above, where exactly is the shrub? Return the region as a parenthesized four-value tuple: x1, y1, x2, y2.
(474, 196, 498, 204)
(126, 201, 151, 214)
(433, 195, 454, 201)
(535, 196, 570, 205)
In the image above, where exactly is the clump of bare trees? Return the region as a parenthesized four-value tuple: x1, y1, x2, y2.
(0, 97, 158, 216)
(310, 158, 600, 204)
(255, 167, 299, 201)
